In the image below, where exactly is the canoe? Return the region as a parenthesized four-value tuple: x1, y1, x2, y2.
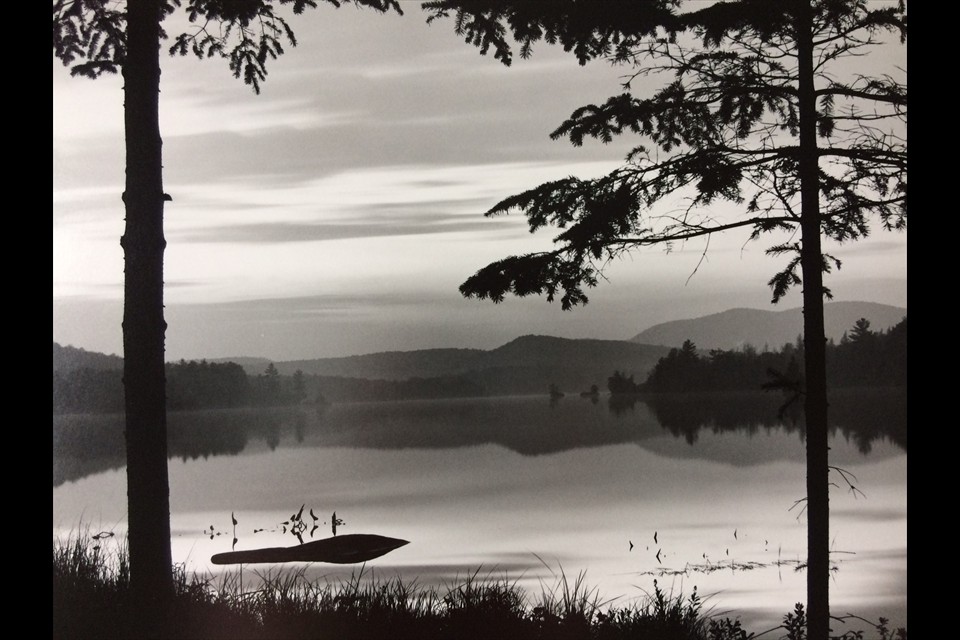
(211, 533, 409, 565)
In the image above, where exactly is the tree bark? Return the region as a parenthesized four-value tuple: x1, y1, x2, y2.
(121, 0, 173, 631)
(795, 2, 830, 639)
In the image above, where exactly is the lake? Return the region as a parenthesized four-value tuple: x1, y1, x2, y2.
(53, 391, 906, 634)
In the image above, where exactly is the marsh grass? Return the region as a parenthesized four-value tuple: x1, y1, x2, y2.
(53, 535, 903, 640)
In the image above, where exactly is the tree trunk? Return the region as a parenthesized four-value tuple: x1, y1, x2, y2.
(121, 0, 173, 632)
(795, 2, 830, 639)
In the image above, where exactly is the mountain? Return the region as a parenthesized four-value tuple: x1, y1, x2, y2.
(472, 336, 670, 394)
(629, 301, 906, 351)
(53, 343, 123, 372)
(53, 336, 669, 406)
(271, 336, 670, 395)
(53, 344, 267, 374)
(54, 299, 905, 398)
(274, 348, 485, 380)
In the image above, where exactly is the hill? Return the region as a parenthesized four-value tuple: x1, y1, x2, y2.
(54, 335, 669, 401)
(629, 301, 906, 350)
(272, 336, 669, 396)
(274, 348, 485, 380)
(53, 343, 123, 372)
(55, 299, 904, 400)
(472, 336, 670, 395)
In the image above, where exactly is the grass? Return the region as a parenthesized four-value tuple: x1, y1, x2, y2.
(53, 533, 906, 640)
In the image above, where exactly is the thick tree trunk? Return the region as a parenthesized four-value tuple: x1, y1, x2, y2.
(121, 0, 173, 632)
(796, 2, 830, 639)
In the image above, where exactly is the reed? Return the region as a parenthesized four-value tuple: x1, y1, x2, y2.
(53, 534, 904, 640)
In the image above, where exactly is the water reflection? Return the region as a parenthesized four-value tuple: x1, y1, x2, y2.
(638, 388, 906, 453)
(54, 395, 907, 634)
(53, 407, 297, 486)
(53, 390, 905, 487)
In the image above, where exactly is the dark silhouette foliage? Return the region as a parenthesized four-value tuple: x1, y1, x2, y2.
(423, 1, 907, 309)
(52, 359, 493, 414)
(54, 1, 404, 92)
(252, 362, 283, 405)
(424, 3, 906, 638)
(642, 318, 905, 393)
(166, 360, 250, 410)
(53, 368, 126, 414)
(54, 0, 405, 615)
(607, 370, 641, 396)
(828, 317, 906, 387)
(54, 360, 252, 414)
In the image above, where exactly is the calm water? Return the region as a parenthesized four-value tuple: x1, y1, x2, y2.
(53, 392, 906, 634)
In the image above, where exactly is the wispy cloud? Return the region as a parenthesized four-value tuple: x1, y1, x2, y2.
(832, 507, 906, 523)
(175, 291, 457, 313)
(171, 213, 506, 244)
(163, 161, 616, 244)
(161, 95, 361, 138)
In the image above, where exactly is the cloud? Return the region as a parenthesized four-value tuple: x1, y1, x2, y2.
(169, 197, 513, 244)
(161, 94, 361, 138)
(160, 161, 615, 247)
(171, 218, 502, 244)
(54, 282, 123, 295)
(52, 185, 124, 207)
(165, 280, 206, 289)
(174, 291, 452, 313)
(830, 239, 907, 255)
(831, 507, 906, 523)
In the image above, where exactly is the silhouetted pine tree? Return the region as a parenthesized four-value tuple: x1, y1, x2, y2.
(424, 3, 906, 637)
(53, 1, 403, 630)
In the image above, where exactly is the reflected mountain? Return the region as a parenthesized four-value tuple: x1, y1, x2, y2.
(54, 390, 905, 486)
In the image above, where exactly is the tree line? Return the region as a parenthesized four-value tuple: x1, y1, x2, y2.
(55, 316, 905, 415)
(627, 317, 906, 393)
(53, 360, 491, 415)
(53, 361, 305, 414)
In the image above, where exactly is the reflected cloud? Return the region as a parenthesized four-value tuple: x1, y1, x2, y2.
(852, 548, 908, 565)
(364, 562, 542, 577)
(293, 560, 550, 592)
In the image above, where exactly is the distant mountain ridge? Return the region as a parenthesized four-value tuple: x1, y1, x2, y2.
(271, 335, 670, 394)
(273, 336, 663, 375)
(630, 301, 906, 351)
(53, 301, 906, 392)
(53, 336, 669, 396)
(276, 347, 485, 380)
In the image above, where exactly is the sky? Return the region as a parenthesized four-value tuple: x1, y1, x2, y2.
(53, 4, 907, 362)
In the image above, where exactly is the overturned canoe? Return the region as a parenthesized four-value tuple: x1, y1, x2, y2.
(211, 533, 409, 565)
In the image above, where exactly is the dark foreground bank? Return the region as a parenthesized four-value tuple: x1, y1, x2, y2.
(53, 535, 906, 640)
